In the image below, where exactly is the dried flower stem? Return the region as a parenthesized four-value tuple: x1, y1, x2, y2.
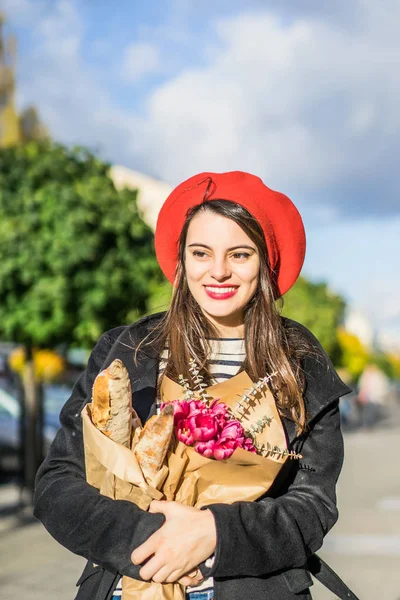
(188, 358, 213, 403)
(232, 373, 278, 434)
(178, 374, 193, 400)
(255, 441, 302, 460)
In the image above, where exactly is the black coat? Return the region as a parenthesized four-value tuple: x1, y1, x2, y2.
(33, 313, 352, 600)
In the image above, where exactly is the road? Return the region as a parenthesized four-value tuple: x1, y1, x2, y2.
(1, 407, 400, 599)
(313, 410, 400, 600)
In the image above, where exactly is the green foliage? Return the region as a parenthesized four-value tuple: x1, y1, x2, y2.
(281, 276, 346, 358)
(336, 328, 369, 381)
(370, 352, 400, 380)
(147, 278, 173, 315)
(0, 141, 164, 347)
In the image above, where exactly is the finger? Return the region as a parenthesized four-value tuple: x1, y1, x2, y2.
(178, 565, 204, 586)
(179, 575, 204, 587)
(142, 560, 177, 584)
(166, 569, 186, 584)
(151, 567, 176, 584)
(179, 570, 204, 586)
(131, 533, 159, 565)
(139, 554, 166, 581)
(178, 576, 191, 587)
(149, 500, 168, 514)
(186, 568, 199, 578)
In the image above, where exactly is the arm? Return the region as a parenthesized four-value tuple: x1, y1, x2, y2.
(205, 399, 343, 579)
(33, 331, 165, 578)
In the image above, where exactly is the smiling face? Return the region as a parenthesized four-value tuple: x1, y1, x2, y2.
(184, 210, 260, 336)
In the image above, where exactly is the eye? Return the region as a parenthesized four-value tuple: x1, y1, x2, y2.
(232, 252, 251, 260)
(192, 250, 208, 258)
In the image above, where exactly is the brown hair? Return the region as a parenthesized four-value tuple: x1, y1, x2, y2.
(141, 200, 312, 433)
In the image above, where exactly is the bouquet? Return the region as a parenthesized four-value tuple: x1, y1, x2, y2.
(81, 359, 301, 600)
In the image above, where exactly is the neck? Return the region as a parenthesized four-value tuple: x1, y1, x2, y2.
(202, 310, 245, 338)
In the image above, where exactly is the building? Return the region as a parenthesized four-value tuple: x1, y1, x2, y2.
(109, 165, 172, 231)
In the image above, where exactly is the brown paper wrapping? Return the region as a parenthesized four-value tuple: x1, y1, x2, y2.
(82, 404, 166, 508)
(160, 371, 287, 508)
(82, 370, 289, 600)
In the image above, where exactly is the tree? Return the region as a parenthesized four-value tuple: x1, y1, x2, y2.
(0, 12, 19, 146)
(336, 328, 369, 381)
(281, 275, 346, 359)
(0, 141, 163, 495)
(0, 13, 48, 146)
(370, 351, 400, 381)
(19, 105, 49, 143)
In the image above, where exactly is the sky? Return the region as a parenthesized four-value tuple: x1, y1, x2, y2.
(2, 0, 400, 350)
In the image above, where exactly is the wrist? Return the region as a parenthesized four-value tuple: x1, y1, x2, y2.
(203, 508, 217, 554)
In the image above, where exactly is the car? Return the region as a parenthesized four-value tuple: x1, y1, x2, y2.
(0, 384, 71, 476)
(0, 387, 21, 474)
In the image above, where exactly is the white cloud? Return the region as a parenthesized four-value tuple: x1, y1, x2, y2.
(1, 0, 46, 26)
(130, 3, 400, 218)
(9, 0, 400, 219)
(10, 0, 142, 167)
(120, 42, 161, 83)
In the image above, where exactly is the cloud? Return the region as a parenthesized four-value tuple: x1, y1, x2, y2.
(1, 0, 46, 26)
(131, 2, 400, 220)
(120, 42, 161, 83)
(9, 0, 143, 168)
(7, 0, 400, 221)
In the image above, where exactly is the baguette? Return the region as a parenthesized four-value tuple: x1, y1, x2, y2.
(134, 404, 174, 482)
(91, 359, 133, 447)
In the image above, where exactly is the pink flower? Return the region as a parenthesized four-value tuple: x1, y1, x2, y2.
(219, 420, 245, 442)
(208, 399, 229, 427)
(209, 399, 228, 416)
(188, 399, 207, 416)
(162, 400, 190, 424)
(194, 439, 216, 458)
(213, 439, 237, 460)
(188, 413, 219, 442)
(243, 437, 257, 453)
(176, 418, 194, 445)
(164, 397, 257, 459)
(161, 399, 206, 425)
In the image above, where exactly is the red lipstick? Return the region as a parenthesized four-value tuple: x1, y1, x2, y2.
(203, 285, 239, 300)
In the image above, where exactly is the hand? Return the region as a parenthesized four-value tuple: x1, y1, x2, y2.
(178, 567, 205, 587)
(131, 500, 216, 584)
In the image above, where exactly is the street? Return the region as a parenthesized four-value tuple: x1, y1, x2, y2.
(313, 408, 400, 600)
(1, 409, 400, 599)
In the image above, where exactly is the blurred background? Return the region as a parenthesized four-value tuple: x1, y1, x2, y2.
(0, 1, 399, 598)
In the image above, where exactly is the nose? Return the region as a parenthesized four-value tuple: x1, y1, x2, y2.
(209, 256, 231, 281)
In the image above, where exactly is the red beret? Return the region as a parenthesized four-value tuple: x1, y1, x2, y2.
(154, 171, 306, 297)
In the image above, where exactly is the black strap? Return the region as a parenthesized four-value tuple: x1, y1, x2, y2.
(307, 554, 360, 600)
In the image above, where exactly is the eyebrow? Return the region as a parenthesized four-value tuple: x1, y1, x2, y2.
(187, 243, 257, 252)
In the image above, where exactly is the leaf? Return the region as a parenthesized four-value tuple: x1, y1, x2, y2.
(0, 142, 164, 348)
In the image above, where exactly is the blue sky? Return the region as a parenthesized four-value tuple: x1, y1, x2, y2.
(3, 0, 400, 349)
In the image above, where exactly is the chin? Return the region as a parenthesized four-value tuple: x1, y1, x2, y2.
(203, 304, 240, 320)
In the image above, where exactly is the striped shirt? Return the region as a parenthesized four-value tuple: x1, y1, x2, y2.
(159, 337, 246, 383)
(112, 337, 245, 598)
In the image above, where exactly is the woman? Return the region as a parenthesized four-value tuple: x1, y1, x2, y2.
(34, 171, 355, 600)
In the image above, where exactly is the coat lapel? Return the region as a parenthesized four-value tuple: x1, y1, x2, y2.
(126, 320, 160, 425)
(282, 416, 298, 446)
(130, 352, 158, 425)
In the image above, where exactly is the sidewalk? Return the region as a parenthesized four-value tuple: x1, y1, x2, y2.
(0, 485, 85, 598)
(1, 404, 400, 599)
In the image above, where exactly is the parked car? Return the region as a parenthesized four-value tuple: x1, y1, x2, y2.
(0, 388, 21, 474)
(0, 384, 71, 475)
